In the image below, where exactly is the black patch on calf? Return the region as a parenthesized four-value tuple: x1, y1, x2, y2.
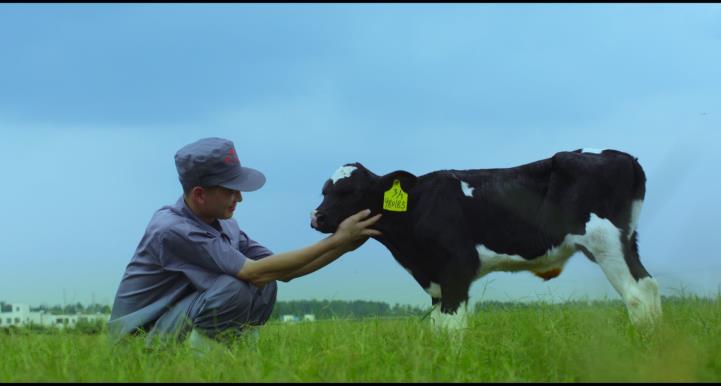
(576, 244, 596, 263)
(622, 231, 652, 281)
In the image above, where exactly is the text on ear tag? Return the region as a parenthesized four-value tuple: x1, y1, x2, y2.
(383, 179, 408, 212)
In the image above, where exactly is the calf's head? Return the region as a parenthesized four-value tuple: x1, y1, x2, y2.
(311, 162, 417, 233)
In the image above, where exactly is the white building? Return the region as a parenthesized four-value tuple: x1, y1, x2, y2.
(281, 314, 316, 323)
(0, 303, 110, 329)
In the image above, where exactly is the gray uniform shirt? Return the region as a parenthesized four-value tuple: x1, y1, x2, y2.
(109, 196, 273, 337)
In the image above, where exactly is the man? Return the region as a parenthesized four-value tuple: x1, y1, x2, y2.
(108, 137, 381, 346)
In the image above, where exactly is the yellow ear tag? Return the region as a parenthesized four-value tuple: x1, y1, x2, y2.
(383, 179, 408, 212)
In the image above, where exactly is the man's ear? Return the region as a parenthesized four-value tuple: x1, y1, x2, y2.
(190, 186, 206, 205)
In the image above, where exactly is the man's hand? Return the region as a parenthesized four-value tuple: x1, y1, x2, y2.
(331, 209, 382, 250)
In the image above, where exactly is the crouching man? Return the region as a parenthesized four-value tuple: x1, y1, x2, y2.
(108, 137, 381, 347)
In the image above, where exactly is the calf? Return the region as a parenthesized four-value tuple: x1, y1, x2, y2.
(311, 149, 662, 331)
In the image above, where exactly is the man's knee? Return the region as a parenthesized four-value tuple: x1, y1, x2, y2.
(190, 276, 266, 336)
(260, 280, 277, 300)
(201, 275, 252, 311)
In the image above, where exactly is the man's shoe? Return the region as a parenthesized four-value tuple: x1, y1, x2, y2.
(187, 328, 226, 356)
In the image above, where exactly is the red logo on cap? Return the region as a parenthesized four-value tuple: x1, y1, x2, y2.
(224, 148, 240, 165)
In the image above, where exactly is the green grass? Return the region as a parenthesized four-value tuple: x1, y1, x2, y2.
(2, 296, 720, 382)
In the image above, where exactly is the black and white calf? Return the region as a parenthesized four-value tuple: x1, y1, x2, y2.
(311, 149, 662, 330)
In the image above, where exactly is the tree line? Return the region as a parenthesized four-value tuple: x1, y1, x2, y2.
(3, 294, 710, 321)
(1, 299, 428, 319)
(0, 301, 111, 315)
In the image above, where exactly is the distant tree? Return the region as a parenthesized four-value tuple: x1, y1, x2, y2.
(49, 305, 63, 315)
(73, 319, 107, 335)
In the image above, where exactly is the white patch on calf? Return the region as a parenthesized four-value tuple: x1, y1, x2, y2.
(330, 165, 357, 184)
(430, 301, 468, 332)
(582, 148, 605, 154)
(474, 237, 576, 280)
(576, 213, 662, 326)
(460, 180, 475, 197)
(626, 276, 662, 326)
(424, 282, 442, 298)
(628, 199, 643, 239)
(579, 213, 629, 296)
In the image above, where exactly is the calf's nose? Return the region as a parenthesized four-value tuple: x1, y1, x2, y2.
(310, 210, 326, 229)
(310, 211, 317, 228)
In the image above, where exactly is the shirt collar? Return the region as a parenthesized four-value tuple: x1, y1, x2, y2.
(174, 196, 231, 238)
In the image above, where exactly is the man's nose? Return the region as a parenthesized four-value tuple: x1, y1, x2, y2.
(236, 191, 243, 202)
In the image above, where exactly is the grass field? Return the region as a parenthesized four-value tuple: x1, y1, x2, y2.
(1, 295, 720, 382)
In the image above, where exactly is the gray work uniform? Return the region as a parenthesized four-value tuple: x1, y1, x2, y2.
(108, 196, 277, 344)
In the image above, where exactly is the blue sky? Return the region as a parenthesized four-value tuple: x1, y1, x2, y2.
(1, 4, 720, 307)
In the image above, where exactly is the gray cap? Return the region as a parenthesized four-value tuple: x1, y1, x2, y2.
(174, 137, 266, 192)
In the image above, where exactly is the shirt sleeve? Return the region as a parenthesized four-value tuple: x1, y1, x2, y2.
(238, 230, 274, 261)
(160, 226, 247, 277)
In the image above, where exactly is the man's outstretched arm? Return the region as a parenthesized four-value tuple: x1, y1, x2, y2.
(276, 237, 367, 283)
(235, 210, 381, 287)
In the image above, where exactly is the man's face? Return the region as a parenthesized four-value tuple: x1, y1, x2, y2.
(201, 186, 242, 220)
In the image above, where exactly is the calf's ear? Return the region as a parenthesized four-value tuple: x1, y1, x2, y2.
(378, 170, 418, 192)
